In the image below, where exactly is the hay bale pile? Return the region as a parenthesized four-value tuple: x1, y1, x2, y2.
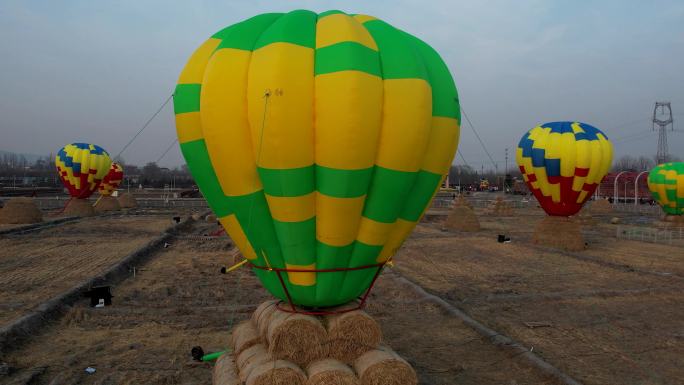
(532, 216, 585, 251)
(442, 197, 480, 232)
(214, 301, 416, 385)
(118, 192, 137, 208)
(63, 198, 95, 217)
(574, 210, 596, 226)
(485, 196, 513, 216)
(94, 196, 121, 212)
(657, 215, 684, 228)
(590, 198, 613, 214)
(0, 197, 43, 224)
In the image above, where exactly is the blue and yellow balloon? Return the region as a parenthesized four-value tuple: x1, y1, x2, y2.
(516, 122, 613, 216)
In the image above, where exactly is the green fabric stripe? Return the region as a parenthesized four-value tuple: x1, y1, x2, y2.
(315, 42, 381, 77)
(318, 10, 345, 19)
(400, 170, 443, 221)
(361, 20, 428, 81)
(254, 10, 317, 50)
(316, 165, 374, 198)
(404, 32, 460, 120)
(214, 13, 283, 51)
(362, 167, 418, 223)
(258, 166, 314, 197)
(173, 84, 201, 114)
(339, 241, 384, 302)
(272, 217, 316, 265)
(179, 140, 231, 218)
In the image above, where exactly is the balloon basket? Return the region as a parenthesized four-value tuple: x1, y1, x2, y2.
(247, 261, 387, 316)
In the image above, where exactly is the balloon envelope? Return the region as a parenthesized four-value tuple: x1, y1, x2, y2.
(647, 162, 684, 216)
(55, 143, 112, 199)
(174, 10, 460, 306)
(99, 162, 124, 196)
(516, 122, 612, 216)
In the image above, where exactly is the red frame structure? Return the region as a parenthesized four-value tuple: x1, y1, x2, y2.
(247, 261, 387, 315)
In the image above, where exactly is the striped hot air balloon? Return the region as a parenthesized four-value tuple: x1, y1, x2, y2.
(174, 10, 460, 307)
(55, 143, 112, 199)
(516, 122, 613, 216)
(648, 162, 684, 216)
(99, 162, 124, 196)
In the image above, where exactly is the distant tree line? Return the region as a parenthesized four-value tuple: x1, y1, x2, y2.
(0, 153, 196, 189)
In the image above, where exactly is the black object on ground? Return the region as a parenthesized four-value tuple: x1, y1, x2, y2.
(84, 286, 113, 307)
(191, 346, 205, 361)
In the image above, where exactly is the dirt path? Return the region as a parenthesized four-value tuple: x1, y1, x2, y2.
(0, 215, 176, 326)
(3, 220, 563, 385)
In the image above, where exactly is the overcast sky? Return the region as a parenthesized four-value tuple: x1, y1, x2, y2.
(1, 0, 682, 169)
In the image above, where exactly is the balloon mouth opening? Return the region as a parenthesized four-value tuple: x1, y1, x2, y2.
(247, 260, 389, 315)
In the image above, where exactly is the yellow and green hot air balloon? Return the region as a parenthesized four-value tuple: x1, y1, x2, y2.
(648, 162, 684, 216)
(55, 143, 112, 199)
(174, 10, 460, 307)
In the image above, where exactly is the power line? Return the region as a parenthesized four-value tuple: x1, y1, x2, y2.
(460, 106, 497, 171)
(115, 93, 173, 160)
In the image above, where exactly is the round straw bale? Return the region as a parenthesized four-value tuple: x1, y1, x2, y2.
(236, 344, 272, 382)
(532, 216, 585, 251)
(326, 310, 382, 363)
(0, 197, 42, 224)
(118, 192, 137, 208)
(442, 205, 480, 232)
(94, 195, 121, 212)
(306, 359, 359, 385)
(252, 300, 279, 340)
(230, 320, 260, 356)
(246, 360, 306, 385)
(267, 310, 329, 366)
(63, 198, 95, 217)
(213, 353, 240, 385)
(354, 348, 417, 385)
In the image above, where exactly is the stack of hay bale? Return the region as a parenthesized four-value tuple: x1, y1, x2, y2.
(63, 198, 95, 217)
(485, 196, 513, 216)
(94, 196, 121, 212)
(118, 192, 137, 208)
(532, 216, 585, 251)
(0, 197, 43, 224)
(214, 300, 417, 385)
(442, 195, 480, 232)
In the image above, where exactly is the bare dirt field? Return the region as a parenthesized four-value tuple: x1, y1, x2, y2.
(0, 215, 176, 326)
(405, 200, 684, 385)
(1, 198, 682, 385)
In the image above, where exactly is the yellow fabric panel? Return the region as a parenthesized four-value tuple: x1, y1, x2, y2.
(577, 190, 589, 203)
(376, 79, 432, 172)
(572, 138, 590, 191)
(421, 117, 460, 175)
(597, 134, 613, 178)
(285, 263, 316, 286)
(201, 48, 262, 196)
(315, 71, 383, 170)
(219, 215, 257, 260)
(678, 175, 684, 198)
(247, 42, 314, 169)
(316, 13, 378, 50)
(176, 113, 204, 144)
(353, 14, 377, 24)
(531, 127, 550, 197)
(265, 192, 315, 222)
(356, 217, 395, 246)
(559, 133, 576, 177)
(549, 182, 561, 203)
(316, 193, 365, 247)
(571, 122, 584, 134)
(585, 140, 603, 185)
(178, 38, 221, 84)
(544, 132, 562, 163)
(377, 218, 417, 262)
